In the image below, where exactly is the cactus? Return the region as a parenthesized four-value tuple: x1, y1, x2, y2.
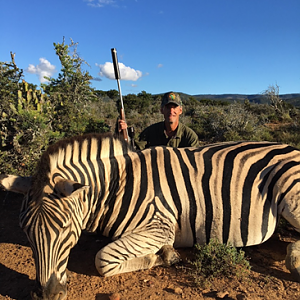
(16, 81, 48, 113)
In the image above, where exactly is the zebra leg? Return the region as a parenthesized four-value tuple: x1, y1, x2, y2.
(157, 245, 181, 266)
(95, 234, 179, 277)
(285, 240, 300, 281)
(280, 191, 300, 282)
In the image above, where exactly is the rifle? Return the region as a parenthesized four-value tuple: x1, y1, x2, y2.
(111, 48, 130, 143)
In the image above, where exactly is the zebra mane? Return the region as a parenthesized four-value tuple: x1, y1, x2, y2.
(31, 132, 132, 192)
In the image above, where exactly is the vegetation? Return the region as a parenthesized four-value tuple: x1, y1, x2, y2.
(0, 39, 299, 287)
(189, 239, 251, 287)
(1, 38, 300, 175)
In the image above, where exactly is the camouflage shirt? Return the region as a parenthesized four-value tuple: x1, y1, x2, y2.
(135, 121, 199, 150)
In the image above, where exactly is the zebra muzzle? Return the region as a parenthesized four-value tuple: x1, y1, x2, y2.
(31, 276, 67, 300)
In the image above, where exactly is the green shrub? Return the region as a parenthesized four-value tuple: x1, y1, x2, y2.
(191, 103, 268, 143)
(189, 239, 251, 287)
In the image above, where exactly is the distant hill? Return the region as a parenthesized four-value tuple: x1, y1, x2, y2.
(177, 93, 300, 107)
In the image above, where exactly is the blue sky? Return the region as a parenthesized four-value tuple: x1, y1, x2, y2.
(1, 0, 299, 95)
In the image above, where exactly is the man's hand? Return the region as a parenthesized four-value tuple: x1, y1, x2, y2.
(118, 119, 128, 132)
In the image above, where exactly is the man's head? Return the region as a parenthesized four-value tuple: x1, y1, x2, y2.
(160, 92, 182, 126)
(161, 92, 182, 108)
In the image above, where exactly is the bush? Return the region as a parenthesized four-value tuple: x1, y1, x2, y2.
(189, 239, 251, 287)
(190, 102, 269, 143)
(2, 45, 300, 176)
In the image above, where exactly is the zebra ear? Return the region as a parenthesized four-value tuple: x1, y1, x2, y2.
(54, 179, 89, 197)
(0, 174, 32, 194)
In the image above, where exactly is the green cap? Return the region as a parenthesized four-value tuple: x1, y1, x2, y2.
(161, 92, 182, 107)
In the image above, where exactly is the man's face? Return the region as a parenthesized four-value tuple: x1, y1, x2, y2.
(161, 103, 182, 124)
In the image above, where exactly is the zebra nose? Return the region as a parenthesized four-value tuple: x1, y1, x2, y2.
(31, 275, 67, 300)
(53, 290, 67, 300)
(46, 273, 67, 300)
(31, 289, 67, 300)
(52, 290, 67, 300)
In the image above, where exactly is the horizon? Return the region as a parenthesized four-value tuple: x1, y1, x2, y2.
(1, 0, 299, 96)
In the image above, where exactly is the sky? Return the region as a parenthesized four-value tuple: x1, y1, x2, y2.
(0, 0, 299, 96)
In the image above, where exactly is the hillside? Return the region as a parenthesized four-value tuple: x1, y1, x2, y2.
(189, 93, 300, 106)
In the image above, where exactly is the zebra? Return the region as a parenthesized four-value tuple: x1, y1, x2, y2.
(2, 132, 300, 300)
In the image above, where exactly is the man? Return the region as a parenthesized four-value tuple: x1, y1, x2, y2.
(118, 92, 199, 150)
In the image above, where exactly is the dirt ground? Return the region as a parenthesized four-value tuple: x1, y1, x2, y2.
(1, 190, 300, 300)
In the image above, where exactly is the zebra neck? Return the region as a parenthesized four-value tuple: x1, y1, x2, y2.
(82, 165, 125, 233)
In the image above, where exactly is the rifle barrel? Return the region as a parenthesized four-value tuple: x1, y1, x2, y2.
(111, 48, 125, 111)
(111, 48, 129, 142)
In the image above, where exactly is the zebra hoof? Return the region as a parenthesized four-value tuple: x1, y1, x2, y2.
(158, 245, 181, 266)
(285, 241, 300, 282)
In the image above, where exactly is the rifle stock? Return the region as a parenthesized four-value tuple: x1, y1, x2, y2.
(111, 48, 129, 143)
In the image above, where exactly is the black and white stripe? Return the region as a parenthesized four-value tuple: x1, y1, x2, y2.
(2, 133, 300, 299)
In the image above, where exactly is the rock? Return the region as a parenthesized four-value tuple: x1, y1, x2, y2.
(216, 291, 229, 298)
(174, 287, 183, 294)
(109, 292, 121, 300)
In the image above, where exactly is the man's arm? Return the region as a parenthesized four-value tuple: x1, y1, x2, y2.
(179, 124, 199, 147)
(189, 134, 199, 147)
(117, 119, 147, 150)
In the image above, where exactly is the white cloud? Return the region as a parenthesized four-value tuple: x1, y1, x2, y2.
(26, 58, 56, 83)
(98, 62, 142, 81)
(157, 64, 163, 68)
(84, 0, 115, 7)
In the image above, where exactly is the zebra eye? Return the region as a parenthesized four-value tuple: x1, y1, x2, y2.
(61, 218, 72, 229)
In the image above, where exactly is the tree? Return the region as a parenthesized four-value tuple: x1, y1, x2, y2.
(0, 52, 23, 96)
(263, 84, 283, 113)
(123, 93, 139, 110)
(0, 52, 24, 120)
(0, 53, 23, 152)
(123, 91, 153, 114)
(137, 91, 153, 113)
(42, 38, 98, 135)
(106, 89, 119, 100)
(0, 53, 62, 175)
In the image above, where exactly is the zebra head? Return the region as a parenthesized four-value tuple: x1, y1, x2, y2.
(1, 174, 89, 300)
(22, 178, 89, 300)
